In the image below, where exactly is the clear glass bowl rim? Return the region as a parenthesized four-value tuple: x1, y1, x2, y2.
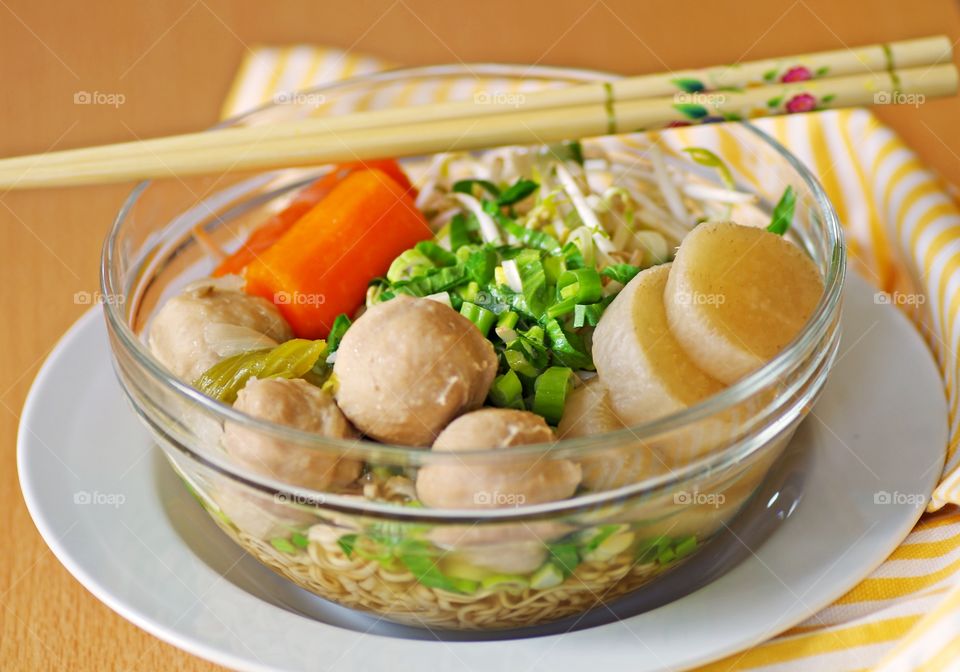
(101, 63, 845, 519)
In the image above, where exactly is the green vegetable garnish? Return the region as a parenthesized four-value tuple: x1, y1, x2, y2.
(767, 186, 796, 235)
(337, 534, 358, 558)
(448, 213, 474, 250)
(193, 339, 327, 403)
(453, 178, 500, 198)
(270, 538, 298, 554)
(544, 319, 594, 370)
(291, 532, 309, 549)
(496, 178, 539, 206)
(532, 366, 574, 425)
(547, 542, 581, 578)
(674, 535, 698, 559)
(547, 267, 603, 318)
(601, 263, 642, 285)
(386, 247, 434, 282)
(392, 264, 467, 297)
(326, 314, 352, 353)
(415, 240, 459, 267)
(497, 310, 519, 330)
(489, 370, 525, 409)
(573, 302, 605, 328)
(398, 545, 479, 595)
(460, 301, 496, 335)
(636, 536, 671, 564)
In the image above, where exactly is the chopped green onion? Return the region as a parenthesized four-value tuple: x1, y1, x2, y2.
(391, 264, 467, 297)
(489, 370, 525, 409)
(573, 302, 605, 328)
(532, 366, 574, 425)
(544, 319, 594, 370)
(636, 536, 671, 564)
(542, 255, 566, 286)
(465, 247, 498, 285)
(415, 240, 458, 267)
(767, 186, 796, 235)
(270, 538, 298, 554)
(601, 263, 642, 285)
(674, 535, 698, 559)
(504, 349, 541, 378)
(500, 219, 561, 252)
(547, 542, 581, 578)
(514, 249, 549, 318)
(460, 301, 496, 335)
(337, 534, 357, 558)
(545, 297, 577, 319)
(327, 314, 351, 352)
(497, 311, 519, 330)
(557, 268, 603, 304)
(291, 532, 309, 549)
(453, 178, 500, 198)
(386, 247, 433, 282)
(657, 546, 677, 564)
(456, 280, 480, 303)
(399, 551, 479, 594)
(449, 213, 473, 250)
(497, 178, 539, 206)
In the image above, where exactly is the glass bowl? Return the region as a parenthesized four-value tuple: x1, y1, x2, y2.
(101, 65, 844, 630)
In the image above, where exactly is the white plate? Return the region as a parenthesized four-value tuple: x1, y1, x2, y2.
(18, 272, 947, 672)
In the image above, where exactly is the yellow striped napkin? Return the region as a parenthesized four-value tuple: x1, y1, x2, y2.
(224, 46, 960, 671)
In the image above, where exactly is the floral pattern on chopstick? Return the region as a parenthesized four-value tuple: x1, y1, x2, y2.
(762, 64, 830, 84)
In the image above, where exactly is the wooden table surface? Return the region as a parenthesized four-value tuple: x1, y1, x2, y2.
(3, 1, 960, 669)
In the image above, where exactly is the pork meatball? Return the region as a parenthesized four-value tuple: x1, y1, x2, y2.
(223, 377, 361, 491)
(149, 277, 293, 383)
(416, 408, 581, 508)
(333, 295, 497, 447)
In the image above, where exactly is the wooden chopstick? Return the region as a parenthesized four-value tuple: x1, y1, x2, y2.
(0, 57, 955, 189)
(1, 35, 950, 175)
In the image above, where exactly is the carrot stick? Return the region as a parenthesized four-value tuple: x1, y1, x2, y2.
(244, 168, 432, 338)
(213, 159, 415, 277)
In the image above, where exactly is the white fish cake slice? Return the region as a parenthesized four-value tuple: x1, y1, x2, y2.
(558, 378, 668, 491)
(665, 221, 824, 385)
(593, 263, 725, 426)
